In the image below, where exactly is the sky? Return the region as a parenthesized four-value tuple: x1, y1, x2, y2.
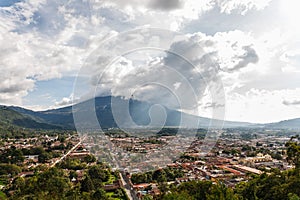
(0, 0, 300, 123)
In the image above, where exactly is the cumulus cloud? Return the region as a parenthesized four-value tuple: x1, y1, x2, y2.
(1, 0, 196, 107)
(98, 0, 272, 16)
(67, 28, 263, 123)
(217, 0, 273, 15)
(0, 0, 113, 105)
(225, 45, 258, 72)
(77, 30, 261, 116)
(82, 30, 260, 118)
(55, 93, 74, 107)
(187, 30, 259, 73)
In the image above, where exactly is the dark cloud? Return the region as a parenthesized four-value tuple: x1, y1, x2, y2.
(283, 100, 300, 106)
(0, 77, 34, 94)
(203, 102, 225, 109)
(223, 45, 259, 72)
(148, 0, 183, 10)
(0, 85, 24, 93)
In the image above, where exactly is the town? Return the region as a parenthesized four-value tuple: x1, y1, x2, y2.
(1, 127, 299, 199)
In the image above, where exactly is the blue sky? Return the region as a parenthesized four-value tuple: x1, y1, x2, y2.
(0, 0, 300, 123)
(0, 0, 21, 7)
(23, 76, 75, 109)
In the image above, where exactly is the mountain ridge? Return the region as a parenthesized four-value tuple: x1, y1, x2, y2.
(0, 106, 62, 129)
(8, 96, 253, 129)
(2, 96, 299, 130)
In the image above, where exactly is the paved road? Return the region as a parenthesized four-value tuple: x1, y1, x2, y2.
(119, 172, 139, 200)
(50, 136, 85, 168)
(50, 136, 138, 199)
(119, 172, 134, 200)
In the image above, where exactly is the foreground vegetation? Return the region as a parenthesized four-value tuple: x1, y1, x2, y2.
(158, 169, 300, 200)
(155, 136, 300, 200)
(3, 163, 128, 200)
(0, 124, 128, 200)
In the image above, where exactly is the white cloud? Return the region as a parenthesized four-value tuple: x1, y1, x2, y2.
(55, 93, 74, 107)
(0, 0, 113, 105)
(217, 0, 273, 15)
(226, 88, 300, 123)
(75, 30, 261, 122)
(205, 30, 258, 72)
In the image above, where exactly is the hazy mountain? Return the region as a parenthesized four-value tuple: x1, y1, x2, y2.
(8, 96, 253, 129)
(0, 106, 61, 129)
(8, 96, 300, 130)
(265, 118, 300, 129)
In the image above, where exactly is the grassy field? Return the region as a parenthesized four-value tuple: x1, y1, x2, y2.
(107, 191, 122, 200)
(104, 173, 117, 185)
(104, 173, 128, 200)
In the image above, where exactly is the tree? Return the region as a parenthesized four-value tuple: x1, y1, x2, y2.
(65, 184, 82, 200)
(286, 136, 300, 168)
(163, 191, 194, 200)
(152, 169, 167, 183)
(289, 193, 300, 200)
(58, 135, 66, 143)
(38, 152, 51, 163)
(161, 180, 239, 200)
(11, 177, 25, 192)
(83, 154, 96, 163)
(8, 147, 24, 164)
(69, 170, 78, 180)
(0, 164, 21, 176)
(112, 189, 124, 198)
(207, 183, 238, 200)
(9, 167, 72, 200)
(91, 188, 108, 200)
(88, 165, 108, 182)
(81, 175, 95, 192)
(181, 180, 213, 200)
(31, 146, 46, 155)
(37, 168, 71, 198)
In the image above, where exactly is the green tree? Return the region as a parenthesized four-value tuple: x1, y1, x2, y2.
(38, 152, 51, 163)
(236, 179, 259, 200)
(289, 193, 300, 200)
(0, 164, 21, 176)
(88, 165, 108, 182)
(286, 136, 300, 169)
(31, 146, 46, 155)
(91, 188, 108, 200)
(9, 167, 72, 200)
(58, 135, 66, 143)
(207, 183, 238, 200)
(83, 154, 96, 163)
(36, 168, 71, 199)
(162, 191, 194, 200)
(81, 175, 95, 192)
(65, 184, 82, 200)
(152, 169, 167, 183)
(11, 177, 25, 192)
